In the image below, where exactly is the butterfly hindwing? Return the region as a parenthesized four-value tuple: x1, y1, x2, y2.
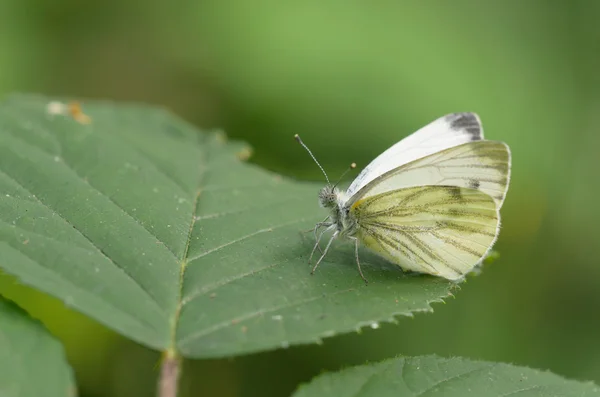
(351, 185, 500, 279)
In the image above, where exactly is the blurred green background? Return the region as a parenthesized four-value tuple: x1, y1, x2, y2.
(1, 0, 600, 396)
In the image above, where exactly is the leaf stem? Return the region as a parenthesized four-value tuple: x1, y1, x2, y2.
(158, 350, 181, 397)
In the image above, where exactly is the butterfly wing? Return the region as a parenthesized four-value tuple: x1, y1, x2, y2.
(351, 185, 500, 280)
(347, 140, 511, 209)
(346, 113, 484, 197)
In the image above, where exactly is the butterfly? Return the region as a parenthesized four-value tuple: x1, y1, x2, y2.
(296, 113, 511, 283)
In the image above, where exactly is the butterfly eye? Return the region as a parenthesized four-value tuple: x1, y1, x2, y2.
(318, 186, 337, 208)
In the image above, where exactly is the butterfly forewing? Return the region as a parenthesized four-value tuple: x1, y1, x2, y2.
(351, 186, 500, 279)
(348, 140, 511, 209)
(346, 112, 484, 197)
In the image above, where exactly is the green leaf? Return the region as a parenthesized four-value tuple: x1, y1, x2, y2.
(293, 356, 600, 397)
(0, 94, 453, 358)
(0, 295, 76, 397)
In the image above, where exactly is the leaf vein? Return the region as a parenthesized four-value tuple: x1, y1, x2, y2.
(0, 168, 167, 313)
(180, 261, 281, 307)
(177, 287, 357, 348)
(55, 159, 181, 259)
(497, 385, 544, 396)
(414, 364, 496, 396)
(0, 241, 162, 333)
(187, 218, 308, 264)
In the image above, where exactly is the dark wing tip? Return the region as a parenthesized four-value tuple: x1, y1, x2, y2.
(445, 112, 483, 141)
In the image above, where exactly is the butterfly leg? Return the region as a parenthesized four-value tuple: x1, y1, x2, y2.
(309, 228, 325, 262)
(350, 237, 368, 284)
(312, 221, 332, 255)
(311, 230, 339, 275)
(301, 216, 330, 234)
(310, 224, 334, 262)
(308, 230, 324, 263)
(302, 217, 331, 255)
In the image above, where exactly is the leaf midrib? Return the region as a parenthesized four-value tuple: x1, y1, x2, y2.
(167, 133, 209, 355)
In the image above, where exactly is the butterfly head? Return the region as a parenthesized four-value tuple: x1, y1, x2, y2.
(294, 133, 355, 210)
(318, 185, 339, 209)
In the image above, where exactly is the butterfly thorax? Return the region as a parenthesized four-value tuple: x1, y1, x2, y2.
(318, 186, 358, 237)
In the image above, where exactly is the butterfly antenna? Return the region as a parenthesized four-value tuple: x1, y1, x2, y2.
(333, 162, 357, 188)
(295, 134, 331, 184)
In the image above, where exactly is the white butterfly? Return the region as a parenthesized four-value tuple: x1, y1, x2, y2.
(296, 113, 511, 283)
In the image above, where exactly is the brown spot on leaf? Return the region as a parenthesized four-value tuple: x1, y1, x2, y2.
(67, 102, 91, 124)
